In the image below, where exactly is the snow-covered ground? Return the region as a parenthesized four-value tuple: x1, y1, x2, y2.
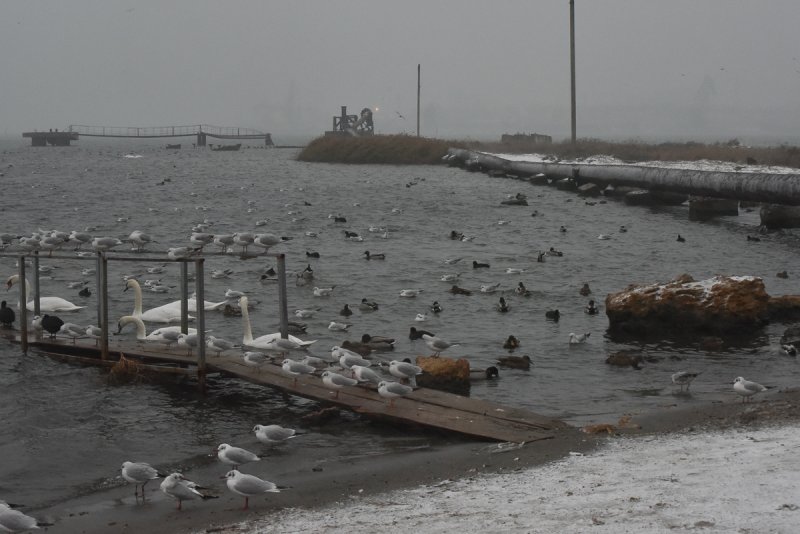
(238, 424, 800, 534)
(490, 152, 799, 175)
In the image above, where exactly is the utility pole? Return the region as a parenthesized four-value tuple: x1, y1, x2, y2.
(569, 0, 577, 144)
(417, 64, 421, 137)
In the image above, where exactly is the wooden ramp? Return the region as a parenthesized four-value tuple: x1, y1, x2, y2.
(2, 333, 567, 443)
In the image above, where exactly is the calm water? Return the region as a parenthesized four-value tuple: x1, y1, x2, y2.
(0, 138, 798, 509)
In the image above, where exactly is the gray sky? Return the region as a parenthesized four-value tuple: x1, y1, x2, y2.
(3, 1, 800, 144)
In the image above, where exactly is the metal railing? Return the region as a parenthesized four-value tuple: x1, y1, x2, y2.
(67, 124, 270, 140)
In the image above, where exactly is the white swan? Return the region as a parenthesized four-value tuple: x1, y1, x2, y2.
(239, 296, 315, 348)
(6, 274, 85, 312)
(117, 315, 196, 343)
(125, 279, 188, 323)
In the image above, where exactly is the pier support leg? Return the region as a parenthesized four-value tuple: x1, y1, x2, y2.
(32, 252, 40, 317)
(197, 133, 206, 147)
(100, 254, 109, 361)
(18, 257, 28, 353)
(194, 258, 206, 392)
(277, 254, 288, 339)
(180, 262, 189, 334)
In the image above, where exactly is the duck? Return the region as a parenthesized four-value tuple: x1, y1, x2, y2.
(559, 225, 567, 232)
(6, 274, 85, 312)
(585, 300, 599, 315)
(547, 247, 563, 257)
(430, 301, 443, 314)
(339, 304, 353, 316)
(618, 225, 628, 233)
(359, 298, 379, 311)
(470, 366, 500, 381)
(502, 335, 520, 350)
(496, 297, 510, 313)
(450, 285, 472, 295)
(579, 283, 591, 296)
(472, 260, 490, 269)
(515, 282, 532, 297)
(606, 351, 644, 370)
(545, 309, 561, 321)
(537, 251, 546, 263)
(305, 251, 320, 258)
(497, 354, 531, 370)
(777, 271, 789, 279)
(0, 300, 14, 327)
(746, 235, 761, 242)
(78, 286, 91, 297)
(676, 234, 686, 242)
(363, 251, 385, 260)
(409, 326, 434, 340)
(360, 333, 395, 350)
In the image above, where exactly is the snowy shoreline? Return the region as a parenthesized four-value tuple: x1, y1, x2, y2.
(242, 422, 800, 534)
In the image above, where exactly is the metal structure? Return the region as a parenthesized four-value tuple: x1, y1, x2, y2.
(326, 106, 374, 137)
(24, 124, 273, 147)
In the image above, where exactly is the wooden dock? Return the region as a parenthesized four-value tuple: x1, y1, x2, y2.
(2, 332, 567, 443)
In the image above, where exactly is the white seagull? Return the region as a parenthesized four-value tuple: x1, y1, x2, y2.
(216, 443, 260, 468)
(421, 334, 458, 357)
(281, 359, 316, 385)
(378, 380, 414, 406)
(0, 501, 40, 532)
(733, 376, 768, 403)
(671, 371, 700, 392)
(321, 370, 358, 398)
(399, 289, 421, 298)
(569, 332, 591, 344)
(160, 473, 216, 510)
(253, 424, 297, 445)
(121, 461, 165, 499)
(313, 286, 336, 297)
(389, 360, 423, 387)
(222, 469, 281, 511)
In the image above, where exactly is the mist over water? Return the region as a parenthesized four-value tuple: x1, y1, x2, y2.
(1, 140, 798, 509)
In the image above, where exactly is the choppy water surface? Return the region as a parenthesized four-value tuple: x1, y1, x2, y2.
(0, 138, 798, 508)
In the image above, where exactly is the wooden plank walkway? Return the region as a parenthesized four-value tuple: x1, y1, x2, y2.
(1, 333, 568, 443)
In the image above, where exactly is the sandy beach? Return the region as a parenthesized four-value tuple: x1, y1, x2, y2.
(25, 387, 800, 533)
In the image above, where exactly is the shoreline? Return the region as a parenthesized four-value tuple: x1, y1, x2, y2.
(28, 387, 800, 533)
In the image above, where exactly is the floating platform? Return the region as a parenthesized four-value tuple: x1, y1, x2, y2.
(22, 131, 79, 146)
(1, 332, 566, 443)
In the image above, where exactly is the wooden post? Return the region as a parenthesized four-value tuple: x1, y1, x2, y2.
(194, 258, 206, 390)
(100, 253, 109, 361)
(95, 254, 103, 325)
(18, 256, 28, 353)
(180, 262, 189, 334)
(32, 252, 40, 316)
(277, 254, 288, 339)
(416, 64, 421, 137)
(569, 0, 577, 144)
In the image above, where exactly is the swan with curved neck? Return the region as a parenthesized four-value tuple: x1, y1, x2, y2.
(240, 296, 315, 348)
(125, 279, 193, 324)
(117, 315, 196, 342)
(6, 274, 85, 312)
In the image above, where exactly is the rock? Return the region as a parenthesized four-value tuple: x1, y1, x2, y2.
(605, 274, 773, 335)
(768, 296, 800, 321)
(688, 197, 739, 220)
(624, 190, 688, 206)
(555, 177, 577, 191)
(605, 351, 643, 369)
(416, 355, 470, 395)
(577, 182, 601, 197)
(528, 173, 548, 185)
(760, 204, 800, 230)
(780, 325, 800, 346)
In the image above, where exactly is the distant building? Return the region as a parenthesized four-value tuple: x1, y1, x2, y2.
(501, 132, 552, 145)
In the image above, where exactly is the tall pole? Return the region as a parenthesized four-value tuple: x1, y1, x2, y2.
(416, 64, 421, 137)
(569, 0, 577, 144)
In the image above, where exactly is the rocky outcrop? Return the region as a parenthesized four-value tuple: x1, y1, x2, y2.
(416, 355, 470, 395)
(605, 274, 781, 335)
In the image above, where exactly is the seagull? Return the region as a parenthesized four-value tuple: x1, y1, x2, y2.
(399, 289, 421, 298)
(242, 351, 269, 371)
(389, 360, 423, 387)
(121, 461, 166, 499)
(569, 332, 591, 344)
(337, 350, 371, 370)
(313, 286, 336, 297)
(321, 370, 358, 398)
(281, 359, 316, 385)
(167, 246, 200, 260)
(440, 273, 461, 282)
(160, 473, 216, 510)
(253, 424, 297, 445)
(415, 313, 428, 322)
(733, 376, 768, 402)
(480, 283, 500, 293)
(444, 257, 464, 265)
(671, 371, 700, 392)
(378, 381, 414, 407)
(222, 469, 281, 511)
(505, 268, 526, 274)
(421, 334, 458, 357)
(294, 308, 319, 318)
(127, 230, 153, 251)
(91, 236, 123, 252)
(216, 443, 260, 468)
(207, 336, 237, 357)
(328, 321, 351, 331)
(351, 364, 382, 385)
(177, 333, 199, 355)
(0, 501, 41, 532)
(59, 322, 84, 343)
(781, 344, 797, 356)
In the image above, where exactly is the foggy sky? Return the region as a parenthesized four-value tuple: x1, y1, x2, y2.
(3, 0, 800, 144)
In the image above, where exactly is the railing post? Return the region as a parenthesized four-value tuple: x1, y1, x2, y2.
(194, 258, 206, 391)
(180, 262, 189, 334)
(18, 256, 28, 353)
(277, 254, 288, 339)
(100, 254, 109, 361)
(96, 254, 103, 326)
(32, 251, 40, 316)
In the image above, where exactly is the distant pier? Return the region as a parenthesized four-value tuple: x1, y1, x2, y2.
(22, 130, 79, 146)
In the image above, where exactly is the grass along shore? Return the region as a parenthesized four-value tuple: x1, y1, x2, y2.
(298, 134, 800, 168)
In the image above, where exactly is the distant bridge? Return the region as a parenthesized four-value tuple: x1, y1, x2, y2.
(23, 124, 273, 146)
